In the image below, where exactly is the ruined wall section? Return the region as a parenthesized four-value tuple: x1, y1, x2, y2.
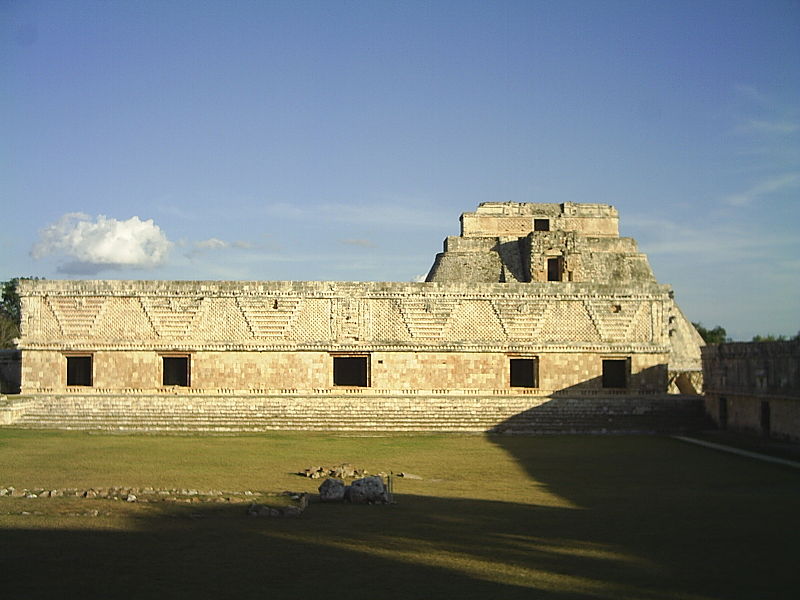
(703, 341, 800, 440)
(703, 341, 800, 398)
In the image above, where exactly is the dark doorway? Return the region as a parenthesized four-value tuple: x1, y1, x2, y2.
(602, 359, 628, 389)
(163, 356, 190, 387)
(534, 219, 550, 232)
(510, 358, 538, 388)
(66, 356, 92, 386)
(333, 356, 369, 387)
(718, 397, 728, 429)
(760, 401, 771, 437)
(547, 257, 561, 281)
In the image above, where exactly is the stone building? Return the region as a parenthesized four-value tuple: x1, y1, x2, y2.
(5, 202, 706, 432)
(703, 340, 800, 441)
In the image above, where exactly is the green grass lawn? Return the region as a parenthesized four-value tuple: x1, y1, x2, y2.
(1, 430, 798, 599)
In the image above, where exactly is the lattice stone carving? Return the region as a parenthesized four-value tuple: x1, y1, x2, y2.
(33, 297, 62, 339)
(141, 296, 203, 338)
(399, 298, 459, 339)
(47, 296, 105, 337)
(627, 301, 652, 341)
(237, 296, 301, 338)
(368, 299, 412, 342)
(192, 297, 252, 341)
(94, 297, 158, 340)
(538, 300, 601, 342)
(287, 299, 334, 341)
(444, 300, 506, 341)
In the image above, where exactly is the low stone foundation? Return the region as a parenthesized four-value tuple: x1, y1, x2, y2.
(1, 391, 709, 433)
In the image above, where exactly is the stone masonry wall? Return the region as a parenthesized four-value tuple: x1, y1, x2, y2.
(19, 280, 670, 352)
(22, 348, 668, 394)
(18, 279, 672, 394)
(703, 341, 800, 440)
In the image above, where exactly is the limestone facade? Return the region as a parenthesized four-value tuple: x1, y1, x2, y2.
(19, 280, 671, 394)
(16, 202, 701, 398)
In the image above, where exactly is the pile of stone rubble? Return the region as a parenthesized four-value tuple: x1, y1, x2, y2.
(297, 463, 370, 479)
(0, 485, 304, 506)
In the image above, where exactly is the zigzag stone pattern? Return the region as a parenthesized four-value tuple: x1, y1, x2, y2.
(46, 296, 105, 338)
(20, 281, 666, 352)
(141, 296, 203, 338)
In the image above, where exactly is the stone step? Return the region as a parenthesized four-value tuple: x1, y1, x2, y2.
(6, 393, 709, 433)
(16, 411, 704, 423)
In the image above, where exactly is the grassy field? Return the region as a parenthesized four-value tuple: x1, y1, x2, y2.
(1, 430, 798, 599)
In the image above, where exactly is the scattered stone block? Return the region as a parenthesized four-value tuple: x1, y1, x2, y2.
(347, 476, 388, 505)
(318, 478, 346, 503)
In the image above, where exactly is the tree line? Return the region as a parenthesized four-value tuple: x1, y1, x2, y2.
(692, 322, 799, 344)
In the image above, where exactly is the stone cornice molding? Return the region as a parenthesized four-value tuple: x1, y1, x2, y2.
(19, 341, 669, 354)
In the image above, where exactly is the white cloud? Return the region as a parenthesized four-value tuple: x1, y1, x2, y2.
(183, 238, 262, 260)
(195, 238, 229, 250)
(723, 173, 800, 206)
(32, 213, 172, 273)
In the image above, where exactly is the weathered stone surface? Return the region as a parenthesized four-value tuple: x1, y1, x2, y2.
(346, 476, 388, 505)
(318, 478, 346, 503)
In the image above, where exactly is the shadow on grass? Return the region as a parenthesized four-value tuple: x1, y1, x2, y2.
(3, 436, 799, 599)
(488, 434, 800, 600)
(3, 493, 674, 600)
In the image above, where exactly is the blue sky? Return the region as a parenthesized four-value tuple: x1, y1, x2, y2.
(2, 0, 798, 340)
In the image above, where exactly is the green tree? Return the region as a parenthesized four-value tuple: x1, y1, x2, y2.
(0, 277, 39, 348)
(1, 278, 22, 324)
(692, 322, 729, 344)
(0, 314, 18, 349)
(752, 333, 790, 342)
